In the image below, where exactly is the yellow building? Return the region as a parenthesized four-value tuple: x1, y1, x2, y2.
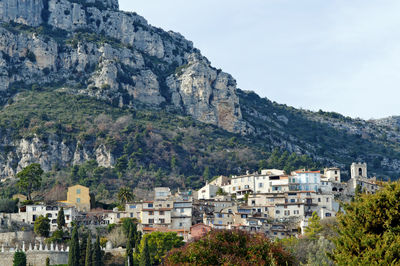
(65, 185, 91, 212)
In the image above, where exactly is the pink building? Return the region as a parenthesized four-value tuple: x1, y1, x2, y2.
(190, 223, 212, 239)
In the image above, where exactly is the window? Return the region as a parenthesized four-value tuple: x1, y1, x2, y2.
(241, 214, 248, 218)
(180, 208, 184, 213)
(76, 198, 81, 203)
(159, 211, 165, 215)
(76, 189, 81, 194)
(218, 221, 223, 225)
(130, 213, 133, 218)
(129, 205, 136, 209)
(217, 213, 223, 218)
(326, 198, 329, 202)
(47, 214, 52, 218)
(290, 199, 295, 203)
(159, 219, 165, 224)
(251, 200, 256, 205)
(258, 183, 263, 188)
(148, 219, 154, 224)
(179, 222, 183, 227)
(149, 211, 154, 215)
(148, 203, 153, 208)
(325, 213, 332, 217)
(276, 210, 280, 214)
(32, 207, 36, 211)
(66, 215, 70, 221)
(117, 213, 120, 218)
(167, 204, 170, 207)
(318, 198, 321, 202)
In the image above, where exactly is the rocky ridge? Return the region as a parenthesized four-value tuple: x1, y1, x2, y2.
(0, 0, 248, 134)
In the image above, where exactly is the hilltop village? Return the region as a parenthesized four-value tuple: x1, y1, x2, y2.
(0, 162, 383, 264)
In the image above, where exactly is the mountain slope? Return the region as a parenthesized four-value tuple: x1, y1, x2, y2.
(0, 0, 399, 200)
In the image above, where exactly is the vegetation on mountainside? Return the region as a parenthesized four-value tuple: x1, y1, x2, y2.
(238, 90, 400, 179)
(0, 89, 319, 202)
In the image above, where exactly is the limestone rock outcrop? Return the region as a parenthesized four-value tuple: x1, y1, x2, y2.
(0, 0, 249, 134)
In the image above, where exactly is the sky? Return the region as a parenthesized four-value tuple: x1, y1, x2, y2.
(119, 0, 400, 120)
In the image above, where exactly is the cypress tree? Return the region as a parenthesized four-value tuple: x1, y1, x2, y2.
(57, 207, 65, 230)
(125, 225, 134, 266)
(45, 257, 50, 266)
(139, 238, 151, 266)
(135, 231, 142, 253)
(85, 231, 92, 266)
(68, 225, 80, 266)
(92, 234, 102, 266)
(79, 232, 88, 266)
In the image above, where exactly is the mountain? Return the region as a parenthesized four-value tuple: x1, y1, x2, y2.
(0, 0, 399, 199)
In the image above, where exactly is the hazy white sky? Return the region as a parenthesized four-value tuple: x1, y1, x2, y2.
(119, 0, 400, 119)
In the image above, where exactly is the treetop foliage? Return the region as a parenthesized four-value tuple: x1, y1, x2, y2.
(332, 182, 400, 264)
(165, 230, 294, 265)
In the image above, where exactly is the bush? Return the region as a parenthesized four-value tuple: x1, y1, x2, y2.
(0, 198, 18, 213)
(165, 230, 295, 265)
(13, 251, 26, 266)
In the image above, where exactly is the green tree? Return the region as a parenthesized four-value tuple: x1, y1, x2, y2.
(139, 238, 151, 266)
(304, 212, 322, 240)
(92, 234, 102, 266)
(216, 187, 227, 196)
(85, 231, 92, 266)
(0, 198, 18, 213)
(79, 231, 88, 266)
(16, 163, 43, 200)
(45, 257, 50, 266)
(355, 183, 362, 198)
(202, 166, 210, 181)
(125, 225, 135, 266)
(13, 251, 26, 266)
(243, 192, 249, 203)
(34, 215, 50, 237)
(118, 187, 134, 205)
(57, 207, 65, 230)
(138, 232, 184, 265)
(331, 182, 400, 264)
(45, 229, 64, 244)
(68, 226, 80, 266)
(121, 218, 137, 237)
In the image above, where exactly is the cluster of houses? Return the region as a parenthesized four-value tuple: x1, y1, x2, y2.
(0, 162, 384, 241)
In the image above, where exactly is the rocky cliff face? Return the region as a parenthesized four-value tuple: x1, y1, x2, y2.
(0, 135, 114, 180)
(0, 0, 251, 178)
(0, 0, 248, 134)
